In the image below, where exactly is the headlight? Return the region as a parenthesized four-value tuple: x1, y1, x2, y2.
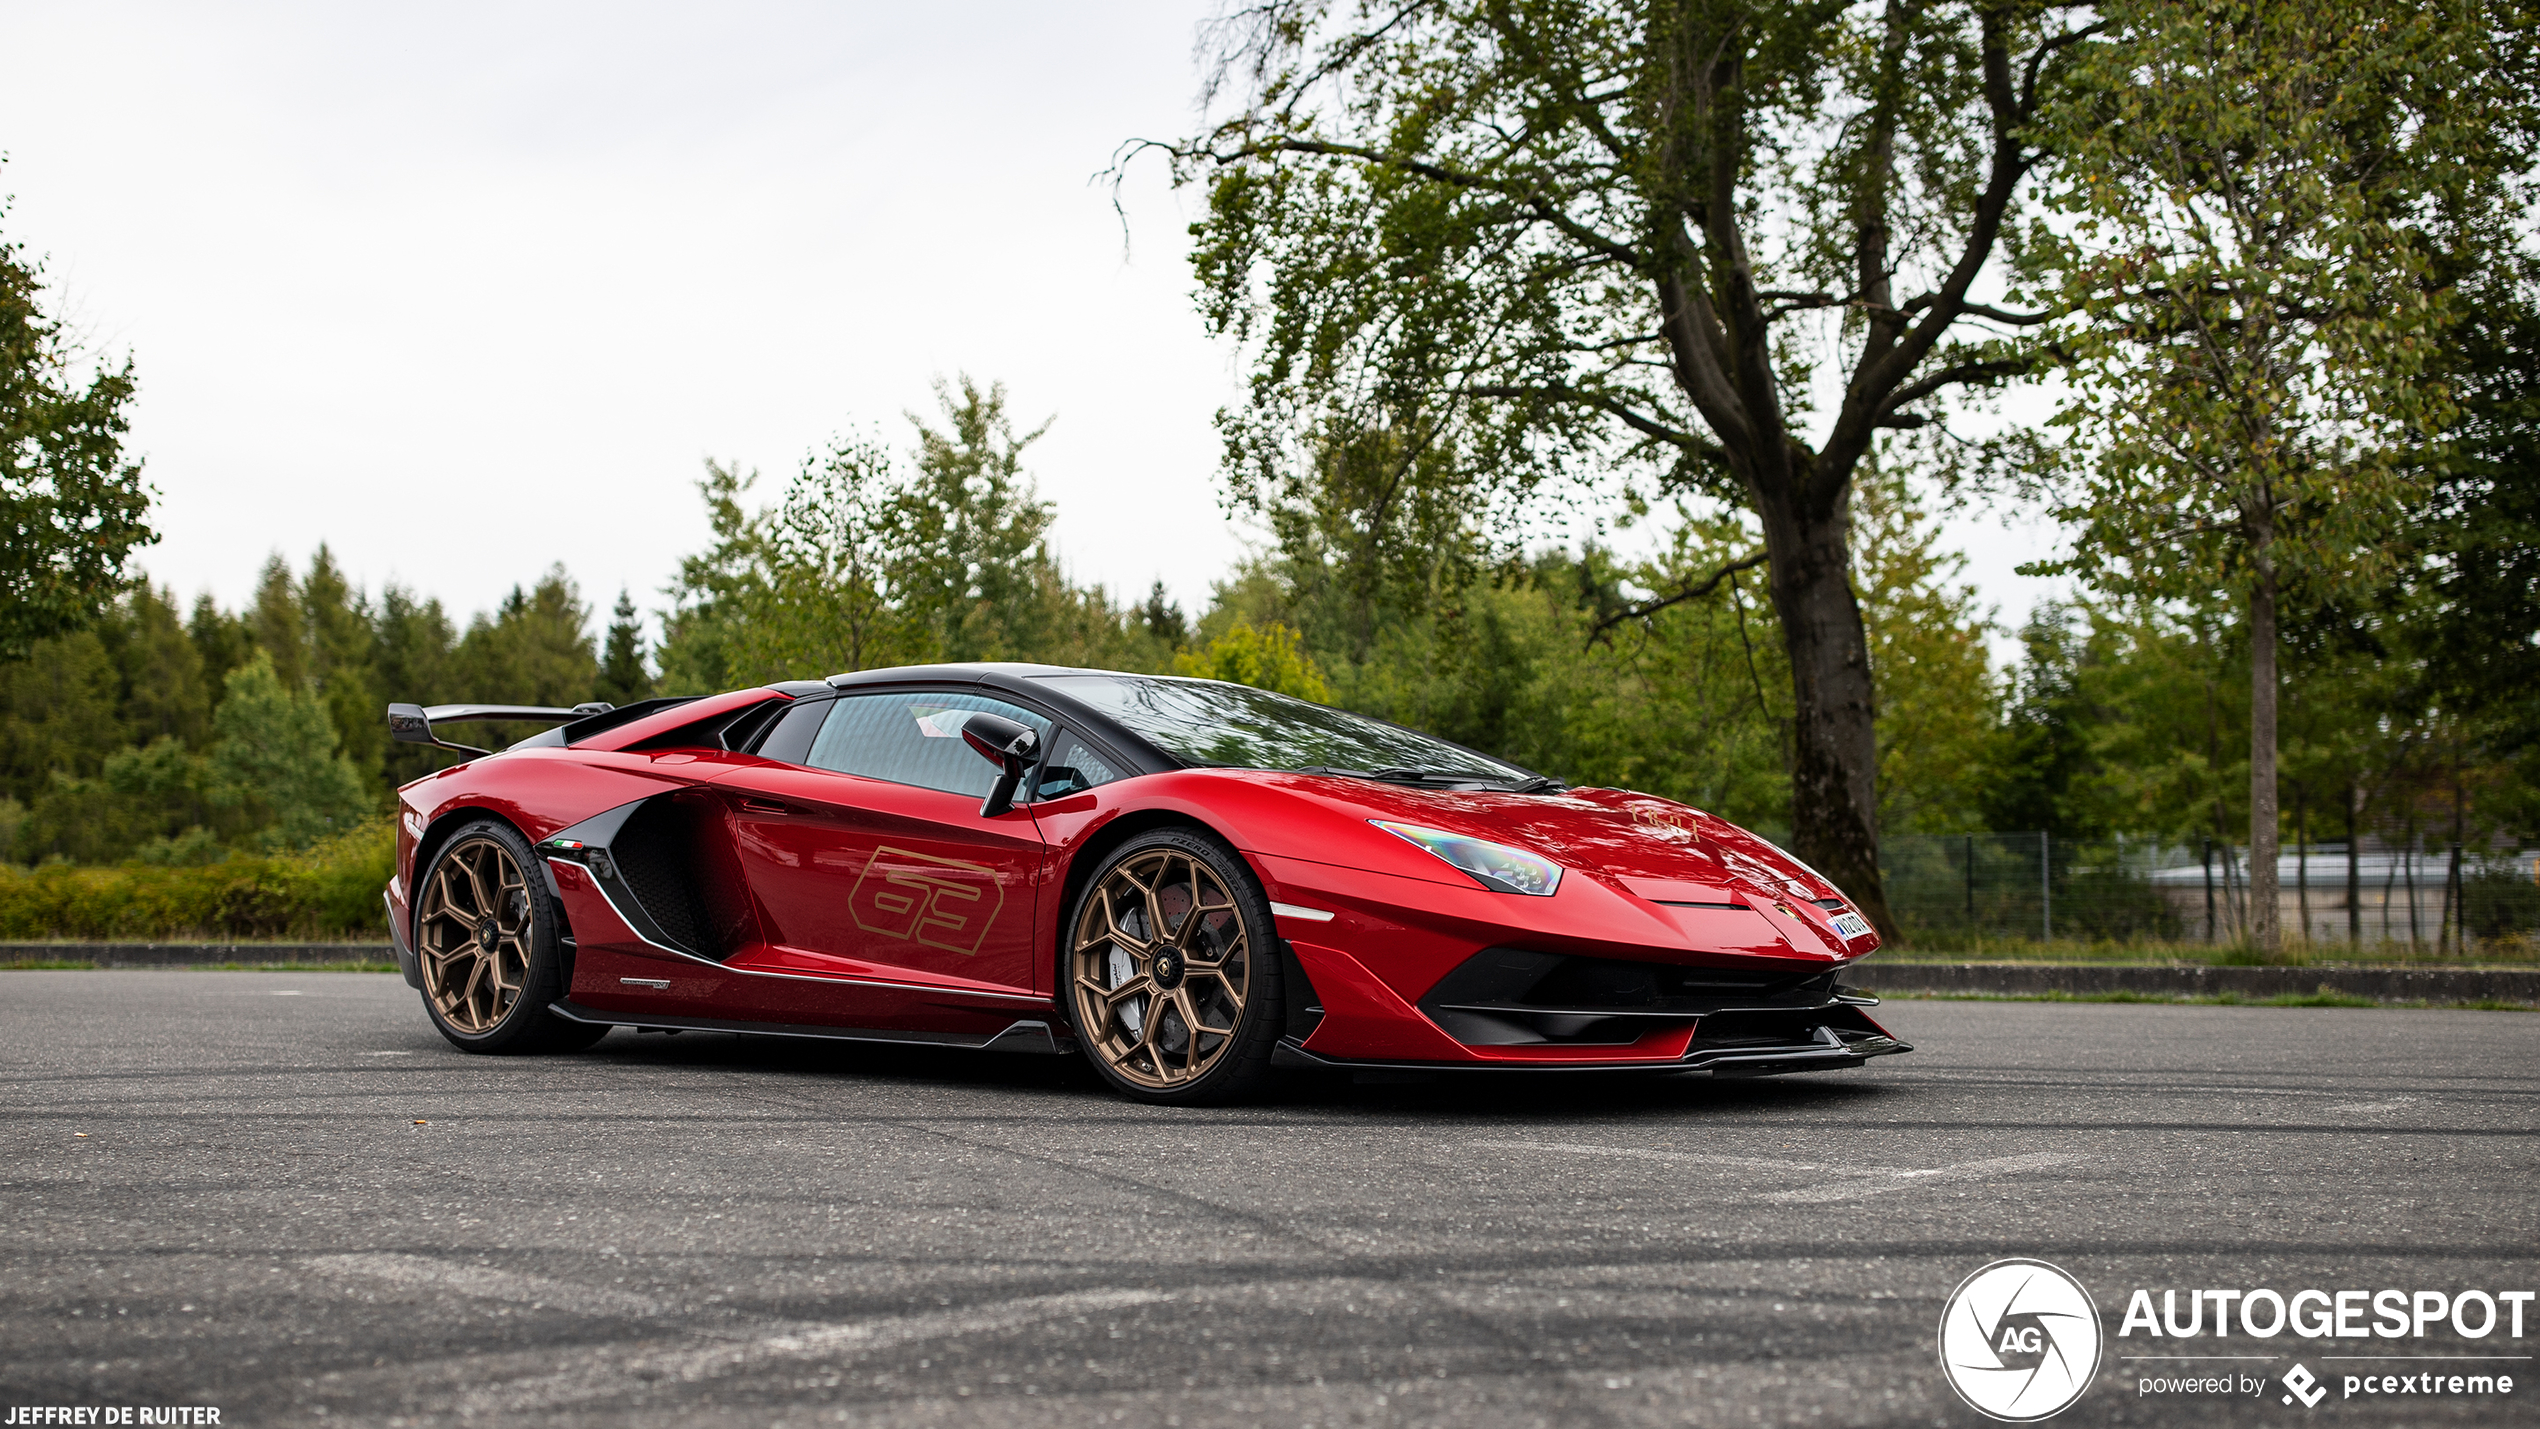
(1371, 821, 1563, 897)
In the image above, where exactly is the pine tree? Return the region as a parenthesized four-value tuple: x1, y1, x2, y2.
(597, 590, 652, 706)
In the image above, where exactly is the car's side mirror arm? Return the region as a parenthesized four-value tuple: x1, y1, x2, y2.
(960, 713, 1041, 818)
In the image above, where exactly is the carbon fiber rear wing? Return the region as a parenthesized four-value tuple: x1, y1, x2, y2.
(386, 701, 611, 758)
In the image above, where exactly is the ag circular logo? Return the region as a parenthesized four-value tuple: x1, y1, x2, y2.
(1938, 1258, 2103, 1421)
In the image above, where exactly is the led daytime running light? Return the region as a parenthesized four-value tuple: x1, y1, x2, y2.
(1371, 820, 1563, 897)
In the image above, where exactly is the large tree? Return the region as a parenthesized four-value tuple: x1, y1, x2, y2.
(1152, 0, 2099, 932)
(1, 196, 155, 660)
(2028, 0, 2535, 951)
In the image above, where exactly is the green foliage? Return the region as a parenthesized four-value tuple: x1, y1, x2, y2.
(209, 652, 373, 849)
(1191, 475, 1999, 838)
(2464, 866, 2540, 944)
(1158, 0, 2110, 923)
(2025, 0, 2539, 949)
(596, 590, 652, 707)
(1173, 619, 1332, 701)
(0, 549, 614, 863)
(0, 191, 157, 661)
(655, 378, 1176, 690)
(0, 820, 392, 939)
(2027, 0, 2529, 606)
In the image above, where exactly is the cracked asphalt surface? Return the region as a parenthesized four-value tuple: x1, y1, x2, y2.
(2, 970, 2533, 1427)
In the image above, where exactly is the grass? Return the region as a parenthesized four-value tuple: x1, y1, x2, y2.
(0, 958, 397, 972)
(1883, 934, 2539, 967)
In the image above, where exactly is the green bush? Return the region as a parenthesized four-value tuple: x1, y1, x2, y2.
(0, 819, 392, 941)
(2465, 866, 2540, 943)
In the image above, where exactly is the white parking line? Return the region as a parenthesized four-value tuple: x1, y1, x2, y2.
(1472, 1139, 2081, 1203)
(1472, 1139, 1828, 1173)
(1764, 1151, 2081, 1203)
(307, 1252, 1170, 1415)
(2324, 1096, 2418, 1114)
(307, 1252, 671, 1318)
(453, 1288, 1171, 1415)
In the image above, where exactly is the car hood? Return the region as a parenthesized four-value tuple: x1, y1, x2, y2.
(1230, 772, 1852, 912)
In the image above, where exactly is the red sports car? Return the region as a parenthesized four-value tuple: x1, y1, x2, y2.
(383, 665, 1907, 1104)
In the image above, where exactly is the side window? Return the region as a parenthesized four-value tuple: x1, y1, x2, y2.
(804, 691, 1054, 799)
(1032, 732, 1122, 801)
(751, 697, 833, 766)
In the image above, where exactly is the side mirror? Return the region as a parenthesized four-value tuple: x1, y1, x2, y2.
(961, 712, 1041, 817)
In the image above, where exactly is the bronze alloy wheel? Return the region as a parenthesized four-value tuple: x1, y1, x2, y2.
(418, 834, 536, 1035)
(1069, 846, 1254, 1090)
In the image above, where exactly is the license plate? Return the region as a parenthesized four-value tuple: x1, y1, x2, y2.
(1829, 911, 1872, 939)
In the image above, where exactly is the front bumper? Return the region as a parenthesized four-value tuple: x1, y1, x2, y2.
(1277, 936, 1912, 1072)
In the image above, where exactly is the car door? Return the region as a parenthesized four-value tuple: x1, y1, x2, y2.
(713, 689, 1052, 999)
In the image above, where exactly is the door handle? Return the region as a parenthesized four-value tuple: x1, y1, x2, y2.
(738, 798, 793, 815)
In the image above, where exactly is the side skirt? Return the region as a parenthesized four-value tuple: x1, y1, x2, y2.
(547, 1000, 1074, 1055)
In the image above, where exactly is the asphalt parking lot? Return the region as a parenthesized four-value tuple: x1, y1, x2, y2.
(2, 971, 2533, 1427)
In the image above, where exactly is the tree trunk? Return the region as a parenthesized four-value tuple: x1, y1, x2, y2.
(1752, 477, 1892, 938)
(2295, 784, 2310, 946)
(2248, 550, 2281, 954)
(2345, 780, 2360, 946)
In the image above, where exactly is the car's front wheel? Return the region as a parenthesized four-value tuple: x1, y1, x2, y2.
(414, 819, 608, 1055)
(1063, 828, 1282, 1105)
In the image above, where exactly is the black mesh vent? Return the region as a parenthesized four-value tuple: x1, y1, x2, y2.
(611, 797, 711, 956)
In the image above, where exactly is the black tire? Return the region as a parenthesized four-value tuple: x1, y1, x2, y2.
(1061, 827, 1283, 1105)
(412, 818, 606, 1055)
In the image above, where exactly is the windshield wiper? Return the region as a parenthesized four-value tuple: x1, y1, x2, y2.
(1295, 764, 1464, 784)
(1294, 764, 1562, 792)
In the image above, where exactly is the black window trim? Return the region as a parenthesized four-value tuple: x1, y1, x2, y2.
(1028, 721, 1134, 805)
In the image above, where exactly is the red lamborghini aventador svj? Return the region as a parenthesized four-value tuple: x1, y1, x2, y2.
(382, 664, 1907, 1104)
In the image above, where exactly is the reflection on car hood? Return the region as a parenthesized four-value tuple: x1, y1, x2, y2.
(1236, 772, 1842, 907)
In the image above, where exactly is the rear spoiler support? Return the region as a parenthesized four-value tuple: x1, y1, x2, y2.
(387, 702, 611, 758)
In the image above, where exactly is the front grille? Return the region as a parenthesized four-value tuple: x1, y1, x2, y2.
(1416, 947, 1843, 1046)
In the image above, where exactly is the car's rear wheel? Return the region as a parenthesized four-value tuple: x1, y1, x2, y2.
(415, 820, 607, 1055)
(1064, 828, 1281, 1104)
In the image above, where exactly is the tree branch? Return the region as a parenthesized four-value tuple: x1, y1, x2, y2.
(1586, 550, 1770, 645)
(1234, 138, 1647, 266)
(1467, 383, 1728, 462)
(1874, 357, 2037, 418)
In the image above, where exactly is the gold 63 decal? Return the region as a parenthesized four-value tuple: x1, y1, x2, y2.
(848, 846, 1005, 955)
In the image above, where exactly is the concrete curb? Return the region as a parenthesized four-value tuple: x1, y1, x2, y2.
(1856, 960, 2540, 1005)
(0, 943, 395, 967)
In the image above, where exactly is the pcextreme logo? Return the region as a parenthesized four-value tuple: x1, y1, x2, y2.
(848, 846, 1003, 955)
(1938, 1259, 2104, 1421)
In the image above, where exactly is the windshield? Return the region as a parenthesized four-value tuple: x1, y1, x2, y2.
(1038, 674, 1541, 786)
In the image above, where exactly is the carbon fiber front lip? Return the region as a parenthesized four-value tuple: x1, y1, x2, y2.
(1267, 1028, 1912, 1075)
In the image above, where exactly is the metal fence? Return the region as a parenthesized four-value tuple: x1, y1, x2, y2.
(1881, 833, 2540, 948)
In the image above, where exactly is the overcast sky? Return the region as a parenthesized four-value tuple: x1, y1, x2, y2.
(0, 0, 2064, 650)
